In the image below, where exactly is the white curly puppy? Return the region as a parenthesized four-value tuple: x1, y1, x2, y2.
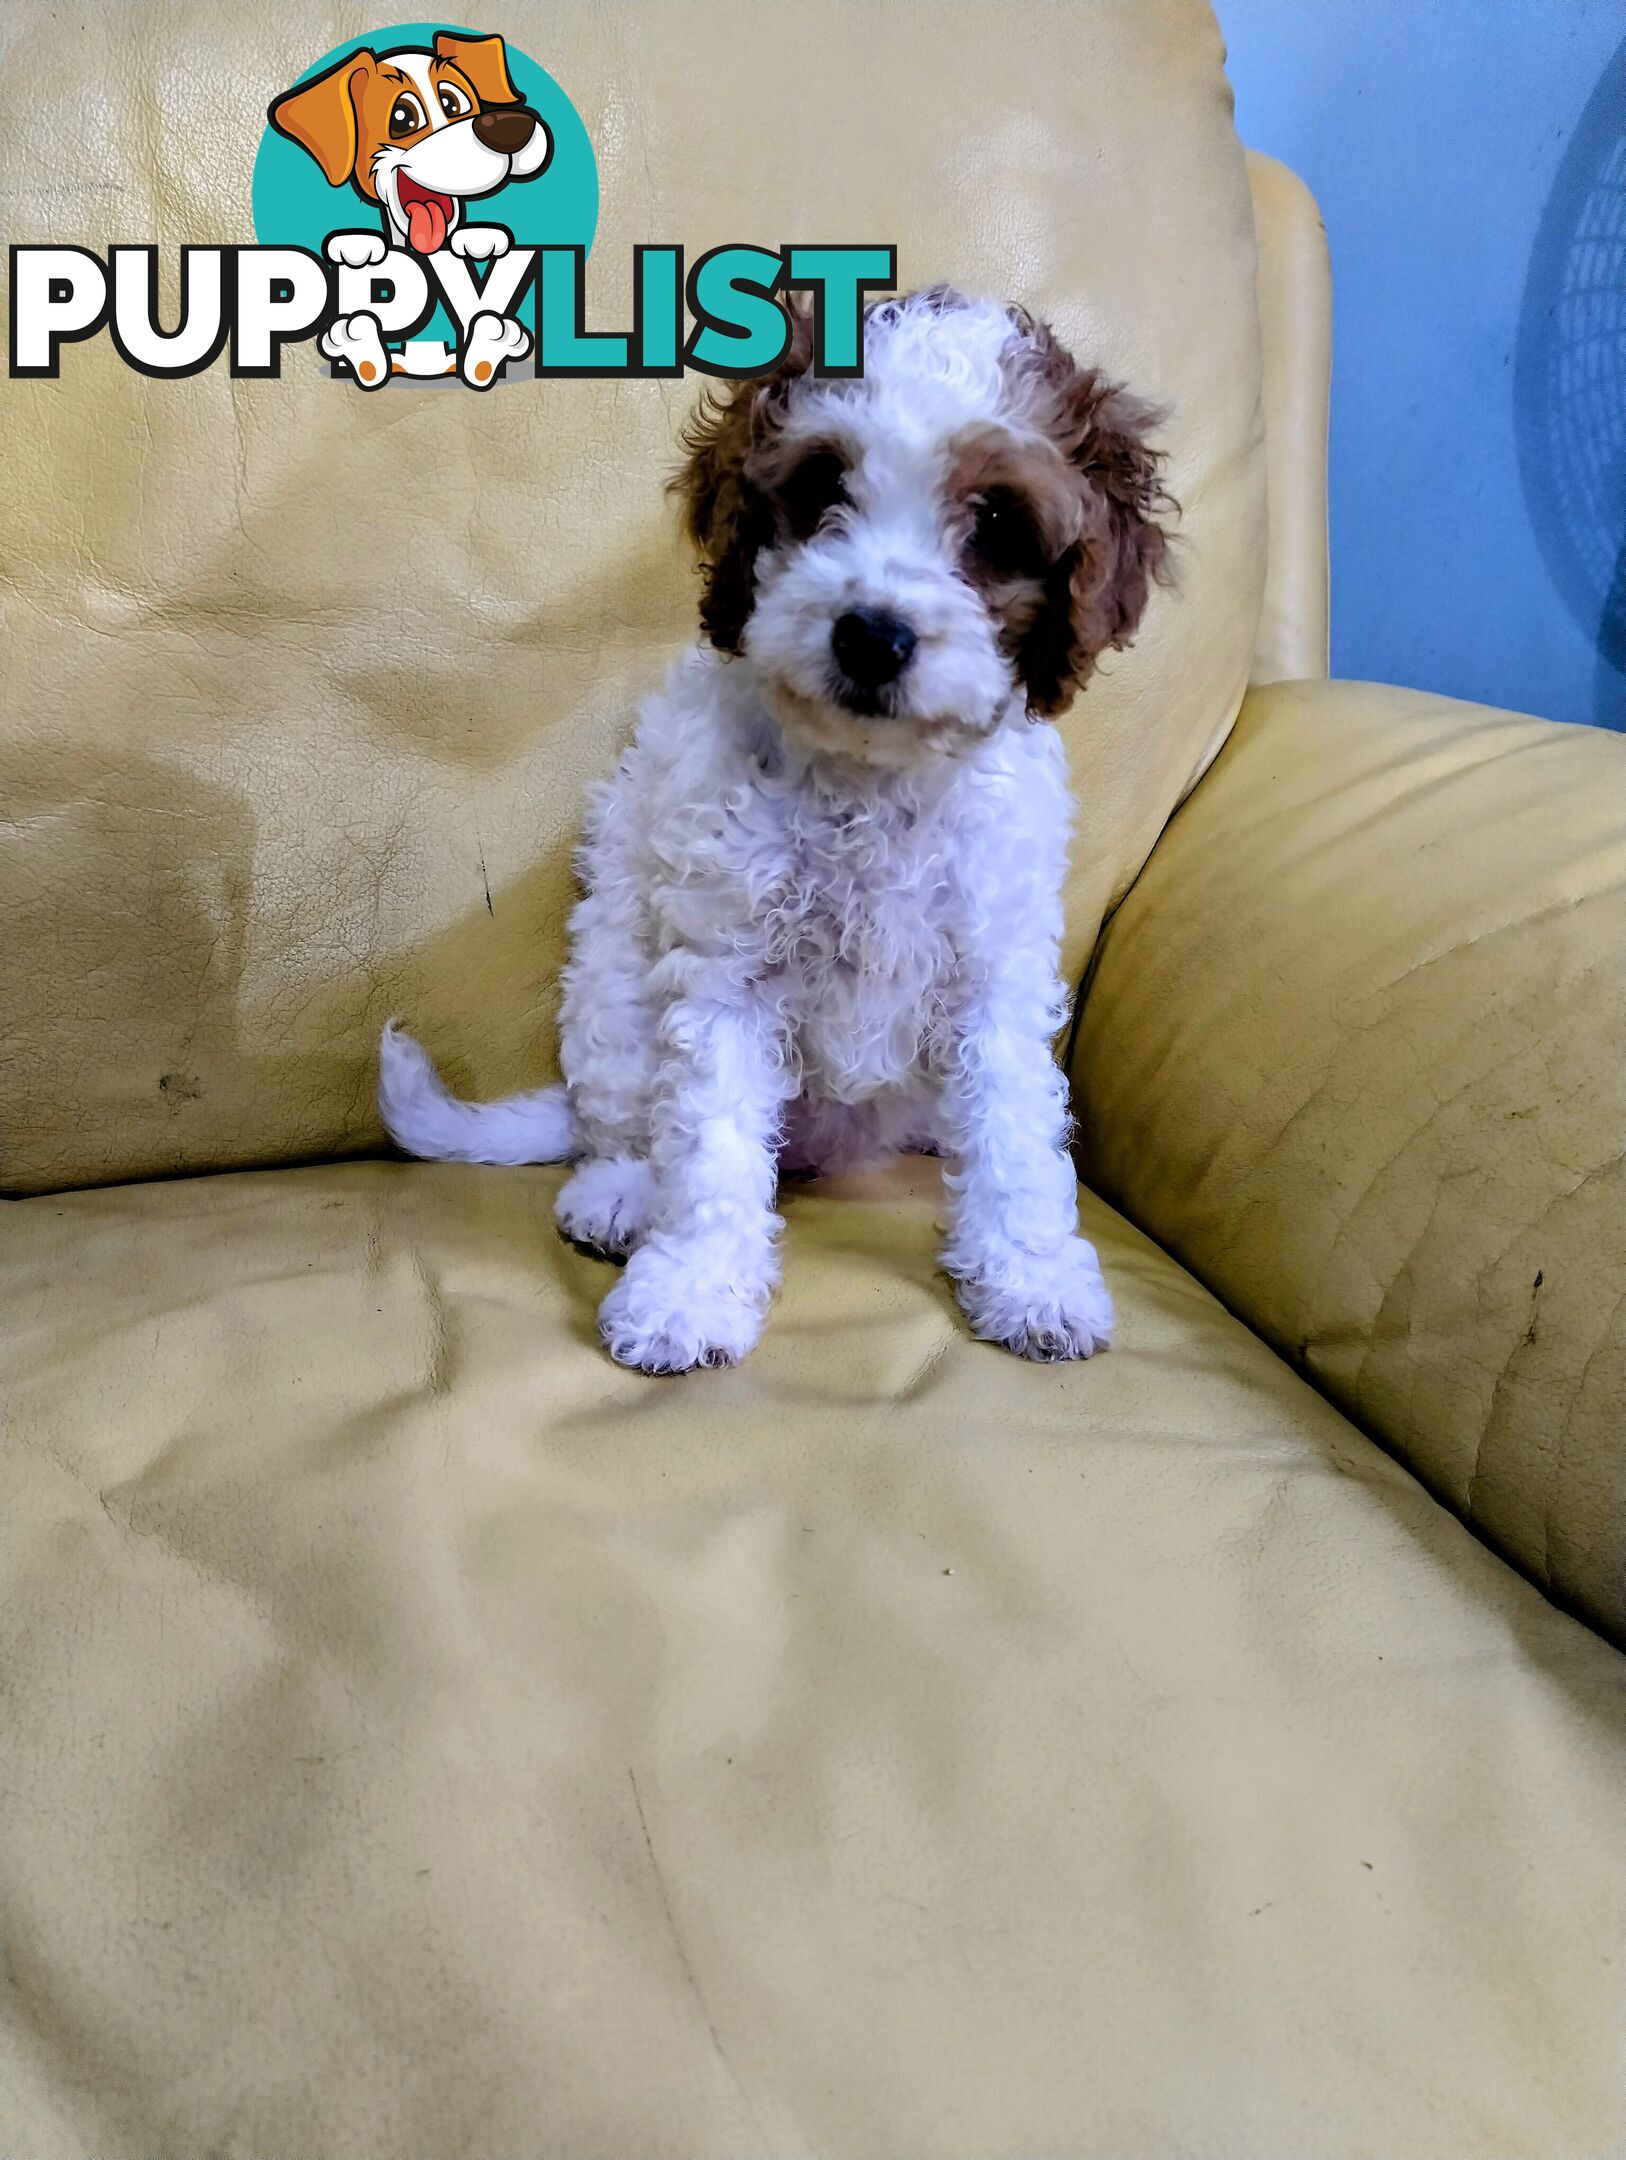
(380, 288, 1172, 1372)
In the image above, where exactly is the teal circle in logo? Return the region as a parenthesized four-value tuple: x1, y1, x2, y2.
(251, 22, 597, 348)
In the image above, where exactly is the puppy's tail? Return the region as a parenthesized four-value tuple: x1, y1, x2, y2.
(378, 1021, 578, 1165)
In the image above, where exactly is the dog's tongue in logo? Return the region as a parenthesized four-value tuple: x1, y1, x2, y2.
(397, 173, 452, 255)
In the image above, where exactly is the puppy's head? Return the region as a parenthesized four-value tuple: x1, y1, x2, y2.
(672, 288, 1174, 768)
(268, 33, 551, 252)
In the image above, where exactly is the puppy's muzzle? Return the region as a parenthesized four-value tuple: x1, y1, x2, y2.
(473, 105, 542, 155)
(831, 607, 918, 710)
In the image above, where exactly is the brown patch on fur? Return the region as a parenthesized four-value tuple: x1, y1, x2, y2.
(945, 425, 1086, 667)
(668, 304, 819, 654)
(1002, 310, 1176, 718)
(946, 427, 1082, 560)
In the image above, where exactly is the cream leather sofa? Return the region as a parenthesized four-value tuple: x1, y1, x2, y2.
(4, 5, 1623, 2156)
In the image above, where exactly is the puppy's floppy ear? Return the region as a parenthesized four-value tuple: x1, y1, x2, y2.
(433, 31, 520, 106)
(1015, 316, 1176, 719)
(668, 302, 817, 656)
(267, 51, 376, 187)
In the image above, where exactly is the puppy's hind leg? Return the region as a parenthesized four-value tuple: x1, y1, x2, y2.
(554, 801, 660, 1261)
(555, 1153, 656, 1261)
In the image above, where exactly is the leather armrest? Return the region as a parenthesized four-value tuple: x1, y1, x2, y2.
(1072, 679, 1626, 1642)
(1246, 151, 1331, 684)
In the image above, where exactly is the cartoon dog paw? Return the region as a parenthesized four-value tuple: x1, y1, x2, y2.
(320, 311, 391, 389)
(459, 310, 530, 388)
(449, 225, 511, 262)
(324, 231, 389, 270)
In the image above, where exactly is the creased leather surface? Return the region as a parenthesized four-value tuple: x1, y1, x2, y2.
(0, 0, 1265, 1195)
(1075, 679, 1626, 1643)
(1246, 151, 1331, 684)
(3, 1157, 1624, 2160)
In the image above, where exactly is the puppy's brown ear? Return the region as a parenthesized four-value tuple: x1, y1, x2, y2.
(668, 304, 816, 656)
(433, 31, 519, 106)
(1016, 320, 1175, 719)
(267, 51, 375, 187)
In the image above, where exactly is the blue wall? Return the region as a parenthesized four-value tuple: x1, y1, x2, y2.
(1218, 0, 1625, 729)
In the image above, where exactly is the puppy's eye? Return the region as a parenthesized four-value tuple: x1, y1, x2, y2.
(388, 93, 428, 138)
(437, 83, 472, 119)
(777, 451, 849, 541)
(969, 488, 1045, 578)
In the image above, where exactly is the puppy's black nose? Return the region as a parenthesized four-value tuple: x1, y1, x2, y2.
(473, 105, 539, 154)
(831, 607, 918, 690)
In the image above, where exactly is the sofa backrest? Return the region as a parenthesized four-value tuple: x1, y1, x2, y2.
(0, 0, 1264, 1194)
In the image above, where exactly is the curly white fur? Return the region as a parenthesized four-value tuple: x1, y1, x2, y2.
(380, 293, 1142, 1372)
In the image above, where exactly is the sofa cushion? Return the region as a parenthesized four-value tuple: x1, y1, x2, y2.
(0, 0, 1265, 1194)
(4, 1159, 1622, 2159)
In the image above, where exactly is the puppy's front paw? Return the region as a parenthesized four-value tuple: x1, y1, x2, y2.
(952, 1235, 1114, 1361)
(556, 1156, 654, 1260)
(597, 1249, 764, 1374)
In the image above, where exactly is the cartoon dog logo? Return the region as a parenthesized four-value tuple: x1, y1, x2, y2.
(268, 30, 551, 388)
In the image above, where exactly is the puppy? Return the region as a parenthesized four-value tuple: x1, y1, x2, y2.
(380, 288, 1173, 1372)
(268, 31, 551, 387)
